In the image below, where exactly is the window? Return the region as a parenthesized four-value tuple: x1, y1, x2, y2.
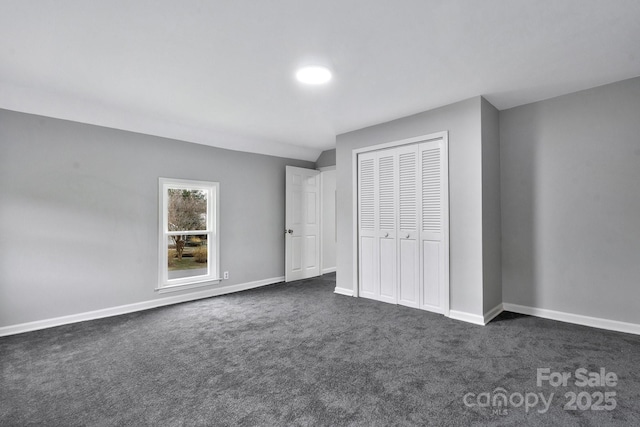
(158, 178, 219, 292)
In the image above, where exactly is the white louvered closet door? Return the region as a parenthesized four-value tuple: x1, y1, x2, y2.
(357, 149, 398, 303)
(357, 134, 448, 313)
(419, 139, 448, 314)
(358, 151, 378, 300)
(397, 144, 420, 308)
(377, 152, 397, 304)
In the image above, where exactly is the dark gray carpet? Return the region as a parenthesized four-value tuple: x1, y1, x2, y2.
(1, 273, 639, 426)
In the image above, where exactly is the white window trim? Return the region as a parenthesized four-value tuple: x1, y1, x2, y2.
(157, 178, 220, 292)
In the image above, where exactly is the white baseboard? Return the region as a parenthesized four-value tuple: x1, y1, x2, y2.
(449, 310, 485, 326)
(334, 287, 354, 297)
(0, 276, 284, 337)
(484, 303, 504, 324)
(322, 267, 337, 274)
(503, 303, 640, 336)
(449, 304, 504, 326)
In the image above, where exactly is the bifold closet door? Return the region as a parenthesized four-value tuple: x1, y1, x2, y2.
(357, 135, 448, 314)
(419, 139, 448, 314)
(358, 151, 377, 300)
(377, 151, 397, 304)
(396, 144, 420, 308)
(357, 146, 416, 306)
(357, 150, 397, 304)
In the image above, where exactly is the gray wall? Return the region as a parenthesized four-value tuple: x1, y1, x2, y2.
(481, 98, 502, 314)
(336, 97, 485, 316)
(321, 169, 336, 272)
(316, 149, 336, 168)
(0, 109, 313, 327)
(500, 77, 640, 324)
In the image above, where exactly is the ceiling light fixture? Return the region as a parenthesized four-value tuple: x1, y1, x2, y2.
(295, 66, 332, 85)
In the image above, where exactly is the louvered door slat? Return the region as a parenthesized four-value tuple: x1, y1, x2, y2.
(359, 158, 375, 230)
(399, 151, 417, 231)
(422, 147, 441, 233)
(378, 155, 395, 230)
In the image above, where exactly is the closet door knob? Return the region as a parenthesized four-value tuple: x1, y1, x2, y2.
(384, 232, 389, 238)
(406, 233, 410, 239)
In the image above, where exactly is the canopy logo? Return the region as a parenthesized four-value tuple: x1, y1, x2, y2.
(463, 388, 553, 415)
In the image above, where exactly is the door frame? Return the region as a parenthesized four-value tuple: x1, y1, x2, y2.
(351, 131, 450, 315)
(318, 166, 337, 276)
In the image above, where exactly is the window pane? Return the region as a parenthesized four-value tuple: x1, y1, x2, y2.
(167, 234, 208, 280)
(167, 188, 207, 231)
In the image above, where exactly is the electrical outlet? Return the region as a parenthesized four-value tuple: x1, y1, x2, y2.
(223, 271, 229, 280)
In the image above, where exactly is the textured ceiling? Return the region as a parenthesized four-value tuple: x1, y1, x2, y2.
(1, 0, 639, 161)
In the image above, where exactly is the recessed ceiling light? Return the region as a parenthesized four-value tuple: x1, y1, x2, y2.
(295, 66, 332, 85)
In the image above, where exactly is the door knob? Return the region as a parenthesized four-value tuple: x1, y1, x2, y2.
(285, 229, 293, 234)
(406, 233, 410, 239)
(384, 232, 389, 238)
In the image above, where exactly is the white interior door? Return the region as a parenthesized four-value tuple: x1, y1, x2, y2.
(285, 166, 321, 282)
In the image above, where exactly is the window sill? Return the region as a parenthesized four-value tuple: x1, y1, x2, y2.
(155, 279, 221, 294)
